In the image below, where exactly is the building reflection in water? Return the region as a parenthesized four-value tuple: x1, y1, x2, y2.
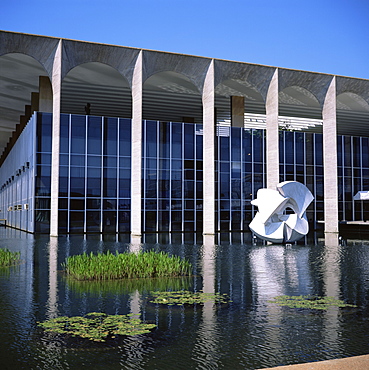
(4, 228, 369, 368)
(46, 237, 59, 319)
(322, 233, 341, 358)
(192, 234, 221, 367)
(129, 234, 142, 316)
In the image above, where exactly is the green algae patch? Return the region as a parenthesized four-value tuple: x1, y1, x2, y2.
(150, 290, 230, 306)
(269, 295, 357, 310)
(38, 312, 156, 342)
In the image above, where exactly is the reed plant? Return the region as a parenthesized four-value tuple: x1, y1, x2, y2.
(63, 250, 192, 281)
(0, 248, 20, 267)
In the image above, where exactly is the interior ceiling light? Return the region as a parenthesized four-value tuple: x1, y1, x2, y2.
(217, 113, 323, 131)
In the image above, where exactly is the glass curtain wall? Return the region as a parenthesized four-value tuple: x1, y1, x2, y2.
(216, 127, 266, 231)
(215, 126, 325, 232)
(29, 114, 369, 234)
(278, 131, 324, 225)
(58, 114, 131, 234)
(337, 135, 369, 221)
(0, 113, 38, 233)
(35, 112, 52, 233)
(142, 121, 203, 233)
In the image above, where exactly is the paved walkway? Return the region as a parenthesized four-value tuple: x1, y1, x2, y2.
(260, 354, 369, 369)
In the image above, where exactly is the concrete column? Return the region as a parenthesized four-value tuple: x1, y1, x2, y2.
(203, 60, 216, 234)
(131, 51, 143, 236)
(266, 69, 279, 189)
(31, 92, 39, 113)
(231, 96, 244, 127)
(50, 40, 62, 237)
(182, 117, 195, 123)
(25, 105, 31, 119)
(39, 76, 53, 113)
(322, 77, 339, 233)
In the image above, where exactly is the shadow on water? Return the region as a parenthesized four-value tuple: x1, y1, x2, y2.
(0, 228, 369, 369)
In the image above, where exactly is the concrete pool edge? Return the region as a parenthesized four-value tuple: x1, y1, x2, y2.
(261, 354, 369, 369)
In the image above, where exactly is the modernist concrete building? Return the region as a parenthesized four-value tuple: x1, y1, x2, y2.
(1, 30, 369, 236)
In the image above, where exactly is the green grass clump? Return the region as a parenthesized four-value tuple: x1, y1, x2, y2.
(63, 250, 192, 280)
(0, 248, 20, 267)
(269, 295, 357, 310)
(150, 290, 230, 306)
(38, 312, 156, 342)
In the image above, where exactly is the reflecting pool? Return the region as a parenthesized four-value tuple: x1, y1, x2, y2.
(1, 228, 369, 369)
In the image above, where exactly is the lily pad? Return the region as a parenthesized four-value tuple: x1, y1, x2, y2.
(269, 295, 356, 310)
(150, 290, 230, 305)
(38, 312, 156, 342)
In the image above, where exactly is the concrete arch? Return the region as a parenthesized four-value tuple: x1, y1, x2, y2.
(278, 70, 333, 120)
(143, 70, 203, 123)
(212, 60, 276, 125)
(214, 60, 275, 103)
(0, 52, 50, 157)
(142, 50, 211, 94)
(0, 31, 60, 79)
(336, 91, 369, 112)
(279, 85, 320, 108)
(61, 61, 132, 118)
(279, 69, 333, 109)
(336, 76, 369, 103)
(335, 77, 369, 136)
(61, 39, 140, 86)
(215, 77, 265, 102)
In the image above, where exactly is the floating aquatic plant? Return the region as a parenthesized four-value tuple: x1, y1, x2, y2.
(38, 312, 156, 342)
(0, 248, 20, 267)
(269, 295, 356, 310)
(150, 290, 230, 306)
(63, 250, 192, 280)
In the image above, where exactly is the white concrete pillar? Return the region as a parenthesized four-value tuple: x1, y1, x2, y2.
(202, 60, 216, 235)
(50, 40, 62, 237)
(322, 77, 339, 233)
(231, 96, 244, 128)
(131, 51, 143, 236)
(266, 69, 279, 190)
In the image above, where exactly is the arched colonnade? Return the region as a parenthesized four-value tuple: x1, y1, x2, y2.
(1, 31, 369, 236)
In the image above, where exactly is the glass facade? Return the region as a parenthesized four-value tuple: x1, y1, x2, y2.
(216, 128, 323, 231)
(337, 135, 369, 221)
(35, 112, 52, 233)
(0, 113, 37, 232)
(279, 131, 324, 225)
(2, 112, 369, 233)
(215, 127, 266, 231)
(57, 114, 131, 234)
(142, 121, 203, 232)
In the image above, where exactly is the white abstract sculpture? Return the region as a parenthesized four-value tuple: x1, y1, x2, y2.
(249, 181, 314, 243)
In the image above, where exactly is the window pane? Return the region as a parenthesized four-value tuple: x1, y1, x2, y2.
(71, 116, 86, 154)
(87, 116, 102, 154)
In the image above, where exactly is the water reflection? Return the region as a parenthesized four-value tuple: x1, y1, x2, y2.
(1, 229, 369, 369)
(193, 234, 219, 368)
(47, 237, 58, 319)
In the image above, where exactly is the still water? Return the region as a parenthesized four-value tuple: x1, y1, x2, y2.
(1, 228, 369, 369)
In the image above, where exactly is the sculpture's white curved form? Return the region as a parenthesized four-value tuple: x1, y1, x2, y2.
(249, 181, 314, 243)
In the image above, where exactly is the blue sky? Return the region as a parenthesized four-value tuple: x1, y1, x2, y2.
(2, 0, 369, 79)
